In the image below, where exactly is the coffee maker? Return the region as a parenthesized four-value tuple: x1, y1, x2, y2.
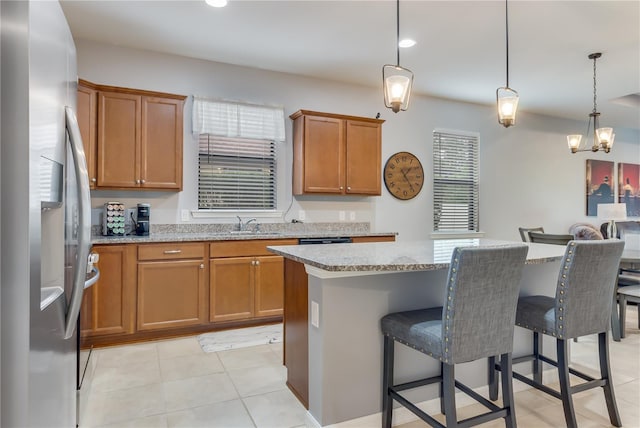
(135, 203, 150, 236)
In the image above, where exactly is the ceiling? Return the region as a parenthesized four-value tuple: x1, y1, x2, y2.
(60, 0, 640, 130)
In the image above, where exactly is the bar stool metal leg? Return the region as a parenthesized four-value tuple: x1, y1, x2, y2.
(533, 332, 542, 384)
(500, 353, 516, 428)
(442, 364, 457, 428)
(599, 332, 622, 427)
(382, 335, 394, 428)
(556, 339, 577, 428)
(488, 356, 498, 401)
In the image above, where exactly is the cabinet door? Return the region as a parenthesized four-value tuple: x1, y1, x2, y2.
(141, 97, 184, 190)
(77, 84, 97, 188)
(97, 91, 141, 188)
(254, 255, 285, 318)
(80, 245, 136, 339)
(300, 115, 344, 194)
(137, 259, 206, 331)
(210, 257, 254, 322)
(345, 120, 381, 195)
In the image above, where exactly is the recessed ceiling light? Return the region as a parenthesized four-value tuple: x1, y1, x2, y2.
(399, 39, 416, 48)
(206, 0, 227, 7)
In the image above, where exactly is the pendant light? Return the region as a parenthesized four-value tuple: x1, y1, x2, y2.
(383, 0, 413, 113)
(496, 0, 519, 127)
(567, 53, 615, 153)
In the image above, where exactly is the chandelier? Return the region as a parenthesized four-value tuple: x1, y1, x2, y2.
(382, 0, 413, 113)
(567, 53, 615, 153)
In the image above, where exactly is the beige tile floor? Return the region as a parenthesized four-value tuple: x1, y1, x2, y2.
(83, 306, 640, 428)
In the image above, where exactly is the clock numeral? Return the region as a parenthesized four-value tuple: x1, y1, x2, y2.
(403, 190, 408, 196)
(389, 164, 395, 170)
(389, 182, 395, 188)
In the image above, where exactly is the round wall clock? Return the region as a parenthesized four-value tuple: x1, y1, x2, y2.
(383, 151, 424, 200)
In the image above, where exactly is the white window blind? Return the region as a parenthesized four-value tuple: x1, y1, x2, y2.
(433, 130, 479, 232)
(192, 96, 285, 142)
(198, 135, 276, 210)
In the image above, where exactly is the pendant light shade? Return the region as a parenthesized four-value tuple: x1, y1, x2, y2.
(383, 65, 413, 113)
(567, 53, 614, 154)
(382, 0, 413, 113)
(497, 86, 519, 127)
(496, 0, 519, 127)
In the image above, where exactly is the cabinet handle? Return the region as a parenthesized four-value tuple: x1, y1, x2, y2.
(136, 179, 141, 184)
(91, 178, 96, 183)
(339, 186, 344, 190)
(347, 186, 351, 191)
(255, 260, 260, 266)
(200, 264, 204, 269)
(163, 249, 182, 254)
(251, 260, 255, 266)
(141, 179, 146, 184)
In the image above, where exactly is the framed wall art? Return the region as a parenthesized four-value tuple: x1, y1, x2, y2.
(586, 159, 614, 216)
(618, 162, 639, 217)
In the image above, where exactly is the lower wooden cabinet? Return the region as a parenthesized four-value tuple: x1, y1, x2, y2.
(137, 243, 207, 331)
(210, 254, 286, 322)
(80, 245, 136, 338)
(209, 239, 297, 323)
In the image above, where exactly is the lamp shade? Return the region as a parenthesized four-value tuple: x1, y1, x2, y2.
(383, 64, 413, 113)
(567, 134, 582, 153)
(496, 87, 519, 127)
(597, 203, 627, 222)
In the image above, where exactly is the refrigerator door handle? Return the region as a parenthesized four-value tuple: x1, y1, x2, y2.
(84, 267, 100, 289)
(63, 106, 92, 339)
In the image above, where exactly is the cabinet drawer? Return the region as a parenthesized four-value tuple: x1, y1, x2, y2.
(210, 239, 298, 258)
(138, 243, 204, 261)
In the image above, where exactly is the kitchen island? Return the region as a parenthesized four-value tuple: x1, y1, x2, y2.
(267, 238, 566, 427)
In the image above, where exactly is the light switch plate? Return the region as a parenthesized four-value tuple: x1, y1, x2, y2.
(349, 211, 356, 221)
(339, 211, 346, 221)
(181, 209, 190, 221)
(298, 210, 306, 221)
(311, 301, 319, 328)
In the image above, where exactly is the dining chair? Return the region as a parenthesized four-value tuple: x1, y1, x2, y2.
(381, 244, 529, 428)
(528, 231, 573, 245)
(518, 226, 544, 242)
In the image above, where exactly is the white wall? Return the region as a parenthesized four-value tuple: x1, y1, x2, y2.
(77, 39, 640, 242)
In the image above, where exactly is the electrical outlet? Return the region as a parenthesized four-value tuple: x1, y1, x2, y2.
(298, 210, 306, 221)
(339, 211, 346, 221)
(181, 209, 190, 221)
(311, 301, 320, 328)
(349, 211, 356, 221)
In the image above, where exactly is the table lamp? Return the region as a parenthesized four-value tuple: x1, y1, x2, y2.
(597, 203, 627, 238)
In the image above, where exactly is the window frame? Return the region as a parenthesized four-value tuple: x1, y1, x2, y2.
(432, 129, 481, 237)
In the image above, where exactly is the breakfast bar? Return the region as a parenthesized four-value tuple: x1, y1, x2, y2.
(268, 238, 566, 427)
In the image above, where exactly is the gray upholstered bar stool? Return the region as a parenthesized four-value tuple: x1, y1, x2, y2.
(492, 240, 625, 428)
(381, 244, 529, 428)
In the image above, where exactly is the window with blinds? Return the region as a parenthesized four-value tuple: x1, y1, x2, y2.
(198, 134, 276, 210)
(433, 130, 479, 232)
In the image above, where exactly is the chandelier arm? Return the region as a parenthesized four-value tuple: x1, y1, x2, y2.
(592, 55, 597, 114)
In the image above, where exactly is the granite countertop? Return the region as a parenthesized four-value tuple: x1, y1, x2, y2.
(91, 222, 397, 245)
(267, 238, 566, 272)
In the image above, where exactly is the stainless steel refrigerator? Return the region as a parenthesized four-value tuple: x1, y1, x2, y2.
(1, 1, 96, 426)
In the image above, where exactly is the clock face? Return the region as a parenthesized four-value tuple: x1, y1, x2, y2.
(383, 151, 424, 200)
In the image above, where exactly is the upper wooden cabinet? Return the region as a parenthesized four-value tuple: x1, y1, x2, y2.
(290, 110, 384, 196)
(78, 79, 186, 191)
(77, 81, 98, 188)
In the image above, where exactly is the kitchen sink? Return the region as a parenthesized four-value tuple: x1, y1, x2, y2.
(228, 230, 281, 235)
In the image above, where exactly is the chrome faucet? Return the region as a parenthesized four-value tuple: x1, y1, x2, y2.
(237, 216, 258, 231)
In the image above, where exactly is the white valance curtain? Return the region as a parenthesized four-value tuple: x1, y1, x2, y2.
(192, 96, 285, 142)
